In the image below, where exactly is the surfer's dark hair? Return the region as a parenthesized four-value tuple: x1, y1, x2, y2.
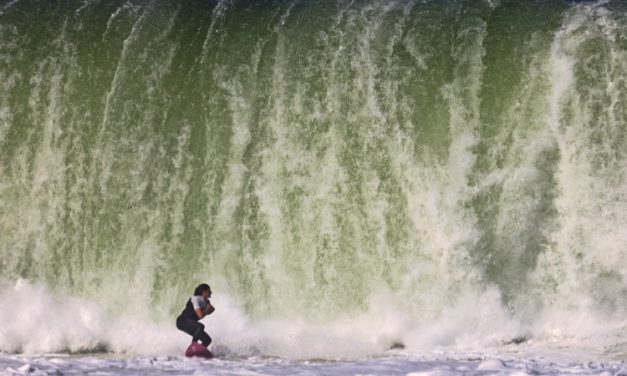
(194, 283, 210, 296)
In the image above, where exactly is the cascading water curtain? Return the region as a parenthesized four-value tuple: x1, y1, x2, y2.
(0, 0, 625, 357)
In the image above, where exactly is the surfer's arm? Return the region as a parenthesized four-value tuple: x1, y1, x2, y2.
(195, 308, 204, 319)
(194, 300, 214, 319)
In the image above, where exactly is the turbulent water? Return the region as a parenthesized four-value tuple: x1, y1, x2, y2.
(0, 0, 626, 366)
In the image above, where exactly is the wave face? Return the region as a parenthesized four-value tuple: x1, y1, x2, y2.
(0, 0, 625, 358)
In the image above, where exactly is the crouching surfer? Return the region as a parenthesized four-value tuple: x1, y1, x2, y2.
(176, 283, 215, 354)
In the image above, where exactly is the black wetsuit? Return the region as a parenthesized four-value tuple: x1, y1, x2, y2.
(176, 298, 212, 347)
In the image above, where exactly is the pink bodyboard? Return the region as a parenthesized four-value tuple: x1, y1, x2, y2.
(185, 342, 213, 358)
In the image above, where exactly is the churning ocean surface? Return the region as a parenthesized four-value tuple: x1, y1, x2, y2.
(0, 0, 626, 374)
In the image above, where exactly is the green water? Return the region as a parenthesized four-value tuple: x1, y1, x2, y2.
(0, 0, 625, 334)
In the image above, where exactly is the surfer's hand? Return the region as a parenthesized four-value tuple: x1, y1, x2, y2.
(205, 303, 215, 315)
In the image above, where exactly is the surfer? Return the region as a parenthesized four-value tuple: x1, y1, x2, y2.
(176, 283, 215, 348)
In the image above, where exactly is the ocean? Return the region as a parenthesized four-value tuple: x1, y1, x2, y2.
(0, 0, 625, 374)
